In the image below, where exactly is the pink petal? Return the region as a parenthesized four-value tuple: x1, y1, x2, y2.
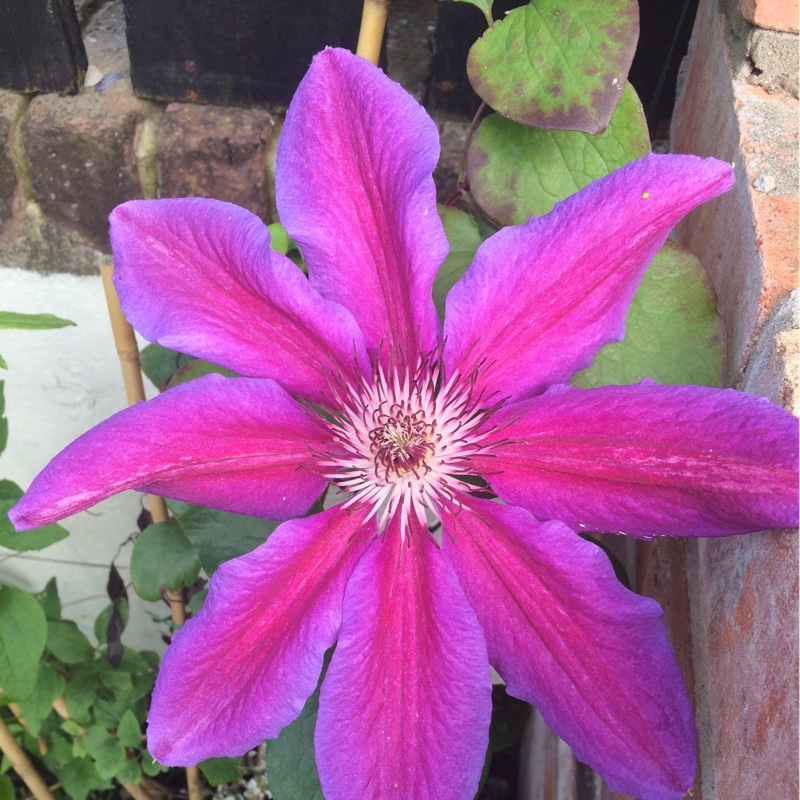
(110, 198, 369, 404)
(147, 505, 374, 764)
(10, 375, 328, 530)
(441, 497, 696, 800)
(474, 382, 799, 539)
(277, 48, 447, 361)
(315, 514, 491, 800)
(443, 154, 734, 401)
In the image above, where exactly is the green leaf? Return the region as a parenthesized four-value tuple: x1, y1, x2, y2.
(267, 654, 329, 800)
(0, 311, 76, 330)
(0, 355, 6, 370)
(139, 343, 192, 391)
(267, 222, 290, 255)
(116, 758, 142, 784)
(467, 0, 638, 133)
(434, 206, 485, 320)
(65, 666, 98, 721)
(116, 709, 142, 749)
(0, 480, 69, 551)
(83, 725, 127, 779)
(94, 600, 129, 645)
(16, 664, 65, 735)
(167, 359, 237, 389)
(130, 519, 201, 601)
(573, 241, 725, 389)
(92, 699, 121, 729)
(166, 500, 278, 575)
(47, 620, 95, 664)
(140, 747, 167, 777)
(0, 773, 13, 800)
(38, 577, 62, 620)
(0, 585, 47, 700)
(467, 82, 649, 227)
(58, 756, 112, 800)
(199, 757, 241, 786)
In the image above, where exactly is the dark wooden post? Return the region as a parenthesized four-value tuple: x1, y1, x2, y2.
(0, 0, 87, 94)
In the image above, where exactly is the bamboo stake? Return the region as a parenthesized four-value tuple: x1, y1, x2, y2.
(0, 716, 56, 800)
(356, 0, 390, 65)
(99, 265, 202, 800)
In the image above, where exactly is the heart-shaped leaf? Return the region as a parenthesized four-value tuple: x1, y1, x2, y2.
(0, 586, 47, 700)
(467, 0, 638, 133)
(130, 519, 201, 601)
(467, 82, 649, 226)
(573, 241, 725, 389)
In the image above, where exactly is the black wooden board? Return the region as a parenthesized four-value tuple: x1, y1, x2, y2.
(0, 0, 87, 94)
(123, 0, 362, 107)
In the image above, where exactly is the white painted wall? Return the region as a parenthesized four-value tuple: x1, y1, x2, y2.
(0, 265, 167, 653)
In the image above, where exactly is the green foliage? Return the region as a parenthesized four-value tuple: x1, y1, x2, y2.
(199, 757, 242, 786)
(166, 499, 279, 575)
(130, 518, 202, 601)
(140, 342, 193, 390)
(573, 241, 725, 389)
(467, 0, 638, 133)
(0, 586, 47, 701)
(467, 81, 649, 226)
(0, 312, 76, 330)
(0, 774, 13, 800)
(0, 480, 69, 551)
(267, 658, 326, 800)
(435, 206, 486, 319)
(47, 620, 96, 665)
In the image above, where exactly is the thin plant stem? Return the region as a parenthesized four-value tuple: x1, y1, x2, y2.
(0, 715, 56, 800)
(356, 0, 389, 65)
(99, 265, 202, 800)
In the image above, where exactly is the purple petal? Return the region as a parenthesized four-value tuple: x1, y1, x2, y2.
(110, 198, 369, 404)
(147, 504, 373, 764)
(443, 154, 734, 401)
(474, 382, 799, 539)
(10, 375, 328, 530)
(315, 514, 491, 800)
(277, 48, 447, 361)
(441, 496, 696, 800)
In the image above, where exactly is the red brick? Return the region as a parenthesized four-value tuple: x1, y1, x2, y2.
(740, 0, 799, 32)
(670, 0, 799, 383)
(22, 89, 149, 252)
(157, 103, 274, 221)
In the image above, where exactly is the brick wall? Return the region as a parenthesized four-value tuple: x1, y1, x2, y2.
(520, 0, 798, 797)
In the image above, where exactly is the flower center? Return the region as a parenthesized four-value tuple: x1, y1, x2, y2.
(319, 351, 497, 540)
(370, 408, 434, 478)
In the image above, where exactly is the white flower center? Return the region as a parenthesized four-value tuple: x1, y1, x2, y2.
(319, 353, 496, 541)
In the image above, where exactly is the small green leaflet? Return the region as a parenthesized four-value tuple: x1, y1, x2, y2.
(0, 311, 76, 330)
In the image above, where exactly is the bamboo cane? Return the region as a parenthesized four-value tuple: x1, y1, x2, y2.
(356, 0, 390, 65)
(0, 716, 56, 800)
(99, 265, 202, 800)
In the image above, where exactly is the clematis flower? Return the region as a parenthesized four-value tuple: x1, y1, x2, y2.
(11, 48, 799, 800)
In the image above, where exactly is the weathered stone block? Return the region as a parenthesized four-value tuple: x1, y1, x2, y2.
(157, 103, 274, 221)
(22, 89, 149, 253)
(0, 91, 24, 224)
(740, 0, 799, 33)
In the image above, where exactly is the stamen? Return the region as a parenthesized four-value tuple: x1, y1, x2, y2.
(319, 349, 501, 543)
